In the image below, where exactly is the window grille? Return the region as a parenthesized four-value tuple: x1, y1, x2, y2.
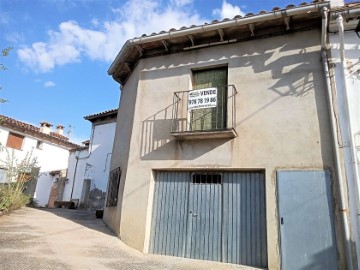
(106, 167, 121, 207)
(192, 173, 222, 184)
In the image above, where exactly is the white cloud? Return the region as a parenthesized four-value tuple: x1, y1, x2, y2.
(5, 32, 25, 44)
(44, 81, 55, 87)
(213, 0, 245, 19)
(91, 18, 100, 27)
(17, 0, 205, 73)
(171, 0, 193, 7)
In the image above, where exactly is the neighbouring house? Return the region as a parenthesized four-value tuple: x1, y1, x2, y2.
(104, 1, 359, 269)
(0, 115, 79, 207)
(62, 109, 117, 210)
(328, 3, 360, 267)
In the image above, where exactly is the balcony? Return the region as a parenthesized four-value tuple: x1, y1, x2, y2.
(171, 85, 238, 140)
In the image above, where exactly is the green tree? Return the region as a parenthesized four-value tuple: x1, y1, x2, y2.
(0, 47, 12, 103)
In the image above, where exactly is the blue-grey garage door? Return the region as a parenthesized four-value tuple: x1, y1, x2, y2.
(149, 171, 267, 268)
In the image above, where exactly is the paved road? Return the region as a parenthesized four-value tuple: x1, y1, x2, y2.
(0, 207, 260, 270)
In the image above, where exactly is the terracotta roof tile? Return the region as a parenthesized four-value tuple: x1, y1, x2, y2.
(70, 146, 89, 152)
(83, 109, 118, 120)
(0, 114, 80, 149)
(132, 1, 328, 40)
(108, 0, 332, 86)
(50, 132, 69, 141)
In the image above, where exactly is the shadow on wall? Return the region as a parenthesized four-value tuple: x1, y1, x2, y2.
(140, 103, 174, 159)
(236, 50, 319, 127)
(139, 33, 321, 128)
(139, 103, 231, 161)
(298, 246, 340, 270)
(139, 31, 332, 164)
(87, 187, 106, 210)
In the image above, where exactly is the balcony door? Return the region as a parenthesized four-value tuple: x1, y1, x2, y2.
(191, 68, 227, 131)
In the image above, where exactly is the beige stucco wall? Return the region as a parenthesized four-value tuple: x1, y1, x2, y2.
(104, 29, 343, 269)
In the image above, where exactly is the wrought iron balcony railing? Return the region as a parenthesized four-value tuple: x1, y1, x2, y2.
(171, 85, 237, 140)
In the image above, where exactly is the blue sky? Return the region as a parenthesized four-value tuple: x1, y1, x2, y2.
(0, 0, 315, 144)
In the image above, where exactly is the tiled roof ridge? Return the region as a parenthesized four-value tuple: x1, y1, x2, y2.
(50, 132, 69, 141)
(134, 0, 328, 40)
(0, 114, 80, 149)
(331, 1, 360, 11)
(70, 146, 89, 152)
(83, 108, 118, 120)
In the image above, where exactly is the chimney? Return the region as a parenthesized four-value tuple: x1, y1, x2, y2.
(39, 121, 52, 134)
(82, 140, 90, 147)
(55, 125, 64, 136)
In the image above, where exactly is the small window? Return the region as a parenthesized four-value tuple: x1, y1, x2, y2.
(0, 168, 7, 183)
(36, 141, 43, 150)
(192, 173, 222, 184)
(6, 132, 24, 150)
(106, 167, 121, 207)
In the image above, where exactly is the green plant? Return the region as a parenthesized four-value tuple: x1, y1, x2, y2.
(0, 147, 38, 214)
(0, 47, 12, 102)
(27, 197, 38, 207)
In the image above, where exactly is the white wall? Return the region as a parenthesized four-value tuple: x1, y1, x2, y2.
(330, 29, 360, 268)
(63, 121, 116, 209)
(86, 122, 116, 192)
(62, 149, 89, 203)
(0, 127, 70, 206)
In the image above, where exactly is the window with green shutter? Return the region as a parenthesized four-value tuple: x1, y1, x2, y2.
(191, 67, 228, 131)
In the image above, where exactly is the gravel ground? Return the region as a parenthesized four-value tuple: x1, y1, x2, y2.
(0, 207, 263, 270)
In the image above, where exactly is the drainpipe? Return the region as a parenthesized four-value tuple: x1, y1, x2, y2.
(320, 8, 353, 270)
(337, 13, 360, 267)
(70, 153, 79, 201)
(337, 15, 360, 189)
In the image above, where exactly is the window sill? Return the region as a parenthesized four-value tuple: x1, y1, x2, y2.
(171, 128, 237, 140)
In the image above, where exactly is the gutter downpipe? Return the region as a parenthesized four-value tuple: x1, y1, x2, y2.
(337, 13, 360, 268)
(320, 8, 353, 270)
(70, 124, 96, 201)
(108, 3, 330, 75)
(70, 155, 79, 201)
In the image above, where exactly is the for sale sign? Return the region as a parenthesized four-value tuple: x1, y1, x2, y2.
(188, 88, 217, 110)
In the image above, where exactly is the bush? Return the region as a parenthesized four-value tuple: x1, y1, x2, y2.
(0, 183, 30, 214)
(0, 147, 37, 215)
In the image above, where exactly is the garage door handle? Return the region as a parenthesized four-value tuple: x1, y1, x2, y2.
(189, 211, 197, 217)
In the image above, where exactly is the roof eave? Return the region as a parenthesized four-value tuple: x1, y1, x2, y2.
(108, 2, 331, 86)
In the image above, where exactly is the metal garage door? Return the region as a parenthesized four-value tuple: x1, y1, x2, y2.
(277, 170, 338, 270)
(150, 171, 267, 268)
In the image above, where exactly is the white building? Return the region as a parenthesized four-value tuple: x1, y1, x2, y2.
(62, 109, 117, 210)
(328, 3, 360, 268)
(0, 115, 78, 207)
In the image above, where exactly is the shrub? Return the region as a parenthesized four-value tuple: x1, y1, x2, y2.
(0, 147, 37, 214)
(0, 183, 30, 213)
